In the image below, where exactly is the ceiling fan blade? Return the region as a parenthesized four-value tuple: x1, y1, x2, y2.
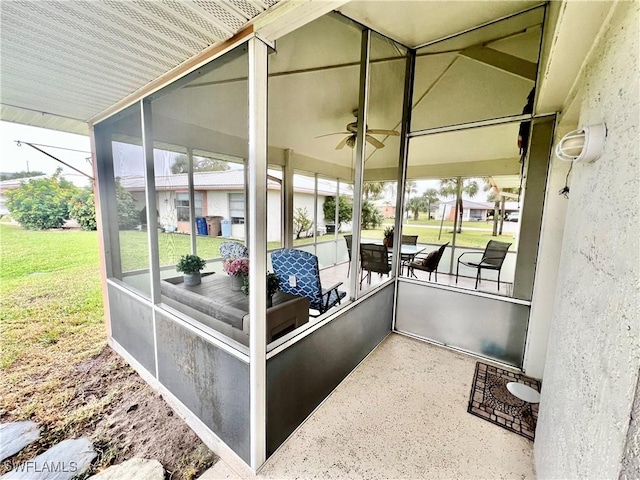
(366, 134, 385, 149)
(315, 132, 350, 138)
(335, 136, 350, 150)
(367, 129, 400, 136)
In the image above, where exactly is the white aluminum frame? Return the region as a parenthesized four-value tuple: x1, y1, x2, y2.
(248, 36, 269, 471)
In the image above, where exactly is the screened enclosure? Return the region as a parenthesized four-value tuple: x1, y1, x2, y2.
(94, 4, 552, 471)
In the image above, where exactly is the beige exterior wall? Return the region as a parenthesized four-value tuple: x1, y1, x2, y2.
(535, 3, 640, 478)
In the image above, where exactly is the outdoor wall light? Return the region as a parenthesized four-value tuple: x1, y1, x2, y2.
(555, 123, 607, 164)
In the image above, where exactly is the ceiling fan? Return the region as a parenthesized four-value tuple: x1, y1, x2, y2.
(316, 110, 400, 150)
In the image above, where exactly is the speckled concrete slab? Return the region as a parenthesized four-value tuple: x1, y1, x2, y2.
(0, 421, 41, 462)
(259, 333, 535, 479)
(1, 438, 96, 480)
(88, 458, 164, 479)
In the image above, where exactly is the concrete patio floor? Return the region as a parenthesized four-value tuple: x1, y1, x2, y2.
(207, 333, 535, 479)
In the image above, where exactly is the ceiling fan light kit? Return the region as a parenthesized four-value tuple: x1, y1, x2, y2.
(317, 111, 400, 150)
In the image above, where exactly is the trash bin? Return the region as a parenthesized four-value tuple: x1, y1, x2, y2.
(195, 217, 208, 236)
(221, 219, 232, 237)
(205, 216, 223, 237)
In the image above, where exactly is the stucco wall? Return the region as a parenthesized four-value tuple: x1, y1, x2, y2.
(535, 3, 640, 479)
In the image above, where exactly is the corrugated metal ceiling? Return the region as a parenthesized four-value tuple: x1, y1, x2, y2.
(0, 0, 280, 135)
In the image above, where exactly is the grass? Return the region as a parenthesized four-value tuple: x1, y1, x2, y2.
(0, 225, 104, 369)
(0, 224, 110, 465)
(364, 225, 515, 249)
(0, 224, 212, 478)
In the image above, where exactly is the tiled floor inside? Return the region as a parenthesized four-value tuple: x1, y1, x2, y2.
(254, 333, 534, 479)
(320, 261, 512, 299)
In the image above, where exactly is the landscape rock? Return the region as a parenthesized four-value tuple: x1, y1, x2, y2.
(0, 421, 41, 462)
(1, 437, 96, 480)
(88, 457, 164, 479)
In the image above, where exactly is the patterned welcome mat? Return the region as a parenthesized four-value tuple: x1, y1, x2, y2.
(467, 362, 541, 441)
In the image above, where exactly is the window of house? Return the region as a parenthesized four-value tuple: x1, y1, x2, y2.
(229, 193, 245, 224)
(175, 192, 203, 221)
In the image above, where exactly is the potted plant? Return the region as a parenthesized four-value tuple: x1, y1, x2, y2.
(222, 257, 249, 291)
(383, 226, 394, 247)
(176, 254, 206, 286)
(242, 272, 280, 307)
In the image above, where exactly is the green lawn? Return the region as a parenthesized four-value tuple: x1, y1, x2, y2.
(364, 225, 515, 249)
(0, 223, 106, 444)
(0, 224, 104, 369)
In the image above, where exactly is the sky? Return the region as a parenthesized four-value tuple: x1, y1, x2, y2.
(0, 121, 93, 186)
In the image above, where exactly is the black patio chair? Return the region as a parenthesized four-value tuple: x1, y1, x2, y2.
(456, 240, 512, 290)
(408, 242, 449, 282)
(344, 234, 353, 277)
(400, 235, 419, 274)
(360, 243, 391, 287)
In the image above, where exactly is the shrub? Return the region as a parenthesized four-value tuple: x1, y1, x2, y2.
(6, 170, 77, 230)
(114, 178, 139, 230)
(176, 254, 206, 274)
(293, 207, 313, 239)
(323, 195, 352, 229)
(361, 200, 383, 229)
(69, 187, 97, 230)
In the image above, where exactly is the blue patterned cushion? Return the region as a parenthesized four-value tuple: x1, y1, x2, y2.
(271, 249, 345, 314)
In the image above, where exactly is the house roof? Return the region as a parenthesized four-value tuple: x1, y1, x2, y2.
(0, 1, 615, 141)
(441, 199, 520, 211)
(441, 199, 493, 210)
(119, 169, 340, 196)
(0, 0, 283, 135)
(0, 1, 616, 186)
(0, 175, 49, 191)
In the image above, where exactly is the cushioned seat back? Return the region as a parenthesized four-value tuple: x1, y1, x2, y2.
(271, 249, 322, 303)
(220, 241, 249, 260)
(422, 242, 449, 270)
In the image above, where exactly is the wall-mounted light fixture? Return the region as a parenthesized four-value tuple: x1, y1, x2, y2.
(555, 123, 607, 164)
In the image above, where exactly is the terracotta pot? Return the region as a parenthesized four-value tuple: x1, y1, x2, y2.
(383, 237, 393, 248)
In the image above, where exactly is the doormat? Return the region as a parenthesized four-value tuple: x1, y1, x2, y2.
(467, 362, 541, 441)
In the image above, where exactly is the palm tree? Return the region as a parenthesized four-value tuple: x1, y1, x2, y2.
(485, 182, 519, 236)
(404, 180, 418, 218)
(439, 178, 479, 233)
(421, 188, 439, 220)
(363, 181, 387, 200)
(406, 197, 426, 220)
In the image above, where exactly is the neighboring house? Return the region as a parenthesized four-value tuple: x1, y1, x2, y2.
(119, 170, 341, 241)
(372, 198, 395, 218)
(438, 199, 520, 221)
(438, 199, 493, 221)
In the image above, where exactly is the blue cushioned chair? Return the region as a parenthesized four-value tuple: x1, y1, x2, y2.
(220, 241, 249, 260)
(271, 249, 346, 317)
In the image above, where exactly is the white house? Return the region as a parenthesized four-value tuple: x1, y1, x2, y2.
(119, 170, 344, 241)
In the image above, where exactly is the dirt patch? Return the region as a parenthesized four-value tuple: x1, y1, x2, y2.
(0, 347, 216, 478)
